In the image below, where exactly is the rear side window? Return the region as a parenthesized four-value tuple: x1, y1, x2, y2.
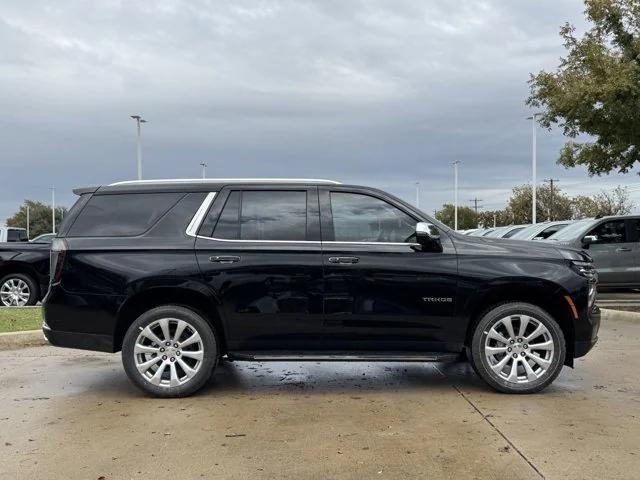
(7, 229, 27, 241)
(68, 193, 183, 237)
(212, 190, 307, 241)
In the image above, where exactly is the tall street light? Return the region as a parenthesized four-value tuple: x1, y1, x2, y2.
(527, 113, 541, 224)
(453, 161, 460, 230)
(130, 115, 148, 180)
(415, 182, 420, 208)
(51, 186, 56, 234)
(200, 162, 208, 179)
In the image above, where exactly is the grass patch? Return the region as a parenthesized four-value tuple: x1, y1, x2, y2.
(0, 307, 43, 333)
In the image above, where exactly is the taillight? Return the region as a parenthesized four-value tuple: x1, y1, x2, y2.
(50, 238, 68, 286)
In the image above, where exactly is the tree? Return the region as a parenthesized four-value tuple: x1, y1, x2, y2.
(6, 200, 67, 239)
(572, 186, 634, 217)
(528, 0, 640, 175)
(435, 204, 478, 229)
(478, 209, 515, 228)
(507, 184, 574, 224)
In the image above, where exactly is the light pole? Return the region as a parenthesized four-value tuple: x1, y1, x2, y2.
(415, 182, 420, 208)
(200, 162, 208, 179)
(130, 115, 148, 180)
(453, 161, 460, 230)
(51, 186, 56, 234)
(26, 205, 30, 240)
(527, 113, 541, 224)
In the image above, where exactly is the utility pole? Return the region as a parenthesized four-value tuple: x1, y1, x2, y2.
(493, 213, 497, 228)
(415, 182, 420, 208)
(453, 161, 460, 230)
(544, 179, 559, 221)
(51, 186, 56, 234)
(469, 198, 483, 228)
(527, 113, 541, 224)
(130, 115, 148, 180)
(26, 205, 30, 240)
(200, 162, 208, 179)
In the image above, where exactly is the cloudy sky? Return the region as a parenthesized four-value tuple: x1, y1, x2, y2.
(1, 0, 638, 222)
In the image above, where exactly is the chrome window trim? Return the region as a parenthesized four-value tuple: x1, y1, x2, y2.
(186, 192, 217, 238)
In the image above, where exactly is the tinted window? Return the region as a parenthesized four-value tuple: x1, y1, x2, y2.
(213, 191, 307, 241)
(69, 193, 183, 237)
(7, 229, 27, 241)
(586, 220, 627, 244)
(330, 192, 416, 243)
(537, 224, 567, 239)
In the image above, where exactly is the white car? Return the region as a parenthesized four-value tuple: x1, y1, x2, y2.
(0, 226, 28, 243)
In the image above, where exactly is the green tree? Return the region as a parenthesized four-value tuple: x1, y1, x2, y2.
(528, 0, 640, 175)
(571, 186, 634, 217)
(6, 200, 67, 239)
(507, 184, 574, 224)
(478, 209, 515, 228)
(435, 204, 478, 229)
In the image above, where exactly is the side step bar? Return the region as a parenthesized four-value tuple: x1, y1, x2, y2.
(227, 352, 462, 362)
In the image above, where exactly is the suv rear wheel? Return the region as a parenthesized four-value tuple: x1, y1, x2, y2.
(470, 302, 565, 394)
(0, 273, 38, 307)
(122, 305, 218, 398)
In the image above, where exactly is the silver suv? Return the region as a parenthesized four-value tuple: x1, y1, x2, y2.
(546, 216, 640, 288)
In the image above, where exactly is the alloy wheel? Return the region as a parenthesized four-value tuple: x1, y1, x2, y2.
(483, 314, 555, 384)
(0, 278, 31, 307)
(134, 318, 205, 388)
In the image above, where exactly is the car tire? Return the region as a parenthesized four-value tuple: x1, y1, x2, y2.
(0, 273, 39, 307)
(122, 305, 219, 398)
(470, 302, 565, 394)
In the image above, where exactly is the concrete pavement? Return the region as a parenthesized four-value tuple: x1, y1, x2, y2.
(0, 311, 638, 479)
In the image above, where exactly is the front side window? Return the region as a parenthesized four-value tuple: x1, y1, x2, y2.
(213, 190, 307, 241)
(69, 193, 183, 237)
(586, 220, 627, 244)
(7, 229, 27, 241)
(330, 192, 416, 243)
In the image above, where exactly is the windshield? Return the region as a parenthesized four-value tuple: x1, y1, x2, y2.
(510, 224, 541, 239)
(547, 218, 594, 241)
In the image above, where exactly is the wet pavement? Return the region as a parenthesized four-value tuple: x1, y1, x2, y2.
(0, 311, 639, 480)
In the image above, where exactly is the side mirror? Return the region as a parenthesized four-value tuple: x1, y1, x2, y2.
(416, 222, 442, 251)
(582, 235, 597, 248)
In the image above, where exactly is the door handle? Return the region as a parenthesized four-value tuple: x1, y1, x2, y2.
(616, 247, 631, 252)
(328, 256, 360, 264)
(209, 255, 240, 264)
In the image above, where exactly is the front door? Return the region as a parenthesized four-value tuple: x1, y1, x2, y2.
(195, 186, 324, 352)
(583, 218, 639, 286)
(319, 187, 459, 352)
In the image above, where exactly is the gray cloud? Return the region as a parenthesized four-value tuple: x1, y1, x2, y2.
(1, 0, 637, 222)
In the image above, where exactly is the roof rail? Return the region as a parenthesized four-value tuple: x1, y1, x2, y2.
(109, 178, 341, 186)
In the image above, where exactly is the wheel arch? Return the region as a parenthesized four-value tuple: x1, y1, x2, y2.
(114, 286, 227, 354)
(462, 278, 576, 365)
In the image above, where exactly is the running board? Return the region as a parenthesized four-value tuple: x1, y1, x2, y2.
(226, 351, 461, 362)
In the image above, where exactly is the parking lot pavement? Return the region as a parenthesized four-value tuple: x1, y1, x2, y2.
(0, 313, 638, 480)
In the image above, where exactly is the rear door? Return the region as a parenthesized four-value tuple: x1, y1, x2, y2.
(194, 186, 324, 352)
(584, 218, 638, 286)
(319, 187, 459, 352)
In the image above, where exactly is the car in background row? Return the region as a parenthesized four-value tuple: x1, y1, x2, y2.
(484, 224, 529, 239)
(511, 221, 572, 241)
(546, 215, 640, 289)
(0, 226, 28, 243)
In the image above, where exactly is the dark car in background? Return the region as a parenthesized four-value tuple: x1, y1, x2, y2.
(43, 179, 600, 397)
(546, 215, 640, 289)
(0, 241, 51, 306)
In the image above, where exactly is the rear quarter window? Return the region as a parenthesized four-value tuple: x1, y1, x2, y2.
(68, 193, 184, 237)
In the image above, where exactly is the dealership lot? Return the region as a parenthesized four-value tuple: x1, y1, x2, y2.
(0, 310, 638, 480)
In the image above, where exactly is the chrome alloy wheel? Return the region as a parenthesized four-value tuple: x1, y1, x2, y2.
(483, 314, 555, 384)
(0, 278, 30, 306)
(134, 318, 204, 388)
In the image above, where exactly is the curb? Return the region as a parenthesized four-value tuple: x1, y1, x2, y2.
(601, 308, 640, 322)
(0, 330, 47, 350)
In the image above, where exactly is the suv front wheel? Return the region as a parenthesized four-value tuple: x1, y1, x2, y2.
(122, 305, 219, 397)
(470, 302, 566, 394)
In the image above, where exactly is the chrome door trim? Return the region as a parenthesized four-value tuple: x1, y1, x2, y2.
(186, 192, 217, 238)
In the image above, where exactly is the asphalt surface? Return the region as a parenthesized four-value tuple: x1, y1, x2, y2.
(1, 311, 639, 480)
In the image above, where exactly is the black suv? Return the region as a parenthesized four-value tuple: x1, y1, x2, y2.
(43, 179, 600, 397)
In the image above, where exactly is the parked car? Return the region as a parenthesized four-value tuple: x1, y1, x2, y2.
(30, 233, 56, 244)
(0, 241, 50, 306)
(511, 221, 572, 241)
(0, 226, 28, 243)
(468, 228, 494, 236)
(485, 224, 529, 239)
(546, 215, 640, 288)
(43, 179, 600, 397)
